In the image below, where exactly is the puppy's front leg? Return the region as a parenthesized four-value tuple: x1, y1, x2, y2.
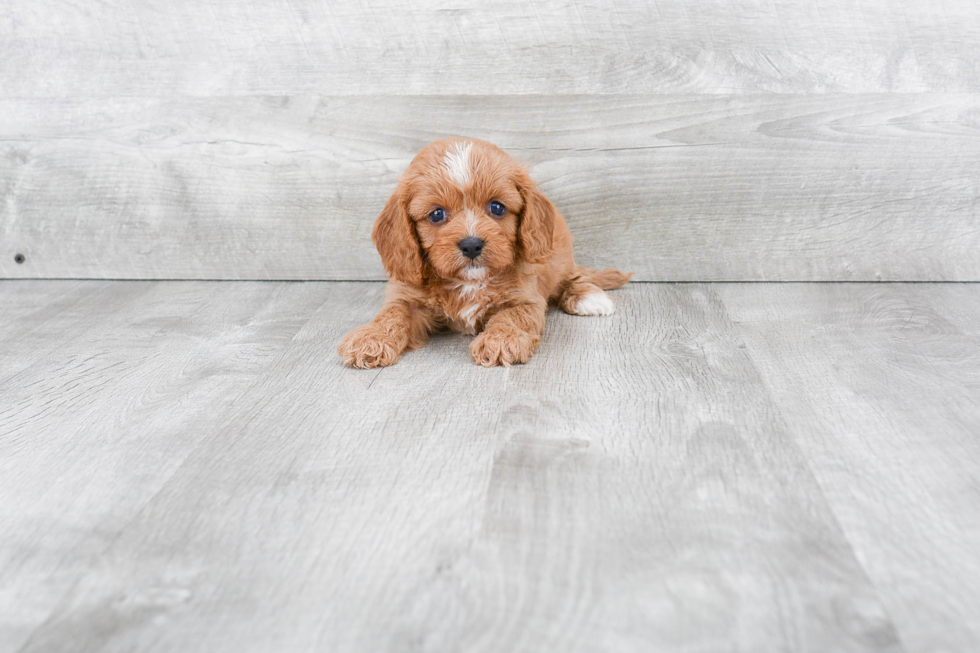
(338, 299, 430, 369)
(470, 302, 547, 367)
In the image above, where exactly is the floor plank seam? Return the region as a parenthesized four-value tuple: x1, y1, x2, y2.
(722, 300, 917, 653)
(4, 279, 980, 284)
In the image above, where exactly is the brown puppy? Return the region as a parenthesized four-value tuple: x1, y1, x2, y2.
(338, 138, 631, 368)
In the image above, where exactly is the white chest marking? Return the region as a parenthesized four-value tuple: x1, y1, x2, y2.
(442, 141, 473, 189)
(456, 302, 487, 334)
(459, 303, 481, 323)
(448, 277, 489, 334)
(457, 269, 488, 302)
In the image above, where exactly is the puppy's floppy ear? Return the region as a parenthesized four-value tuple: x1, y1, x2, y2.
(517, 174, 557, 264)
(371, 187, 424, 286)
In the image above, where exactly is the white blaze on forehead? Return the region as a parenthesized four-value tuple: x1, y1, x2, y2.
(464, 209, 479, 237)
(442, 140, 473, 188)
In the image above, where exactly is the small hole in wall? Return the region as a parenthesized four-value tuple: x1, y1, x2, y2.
(14, 253, 25, 264)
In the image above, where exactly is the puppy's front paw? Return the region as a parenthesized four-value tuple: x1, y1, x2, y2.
(338, 325, 402, 369)
(470, 330, 538, 367)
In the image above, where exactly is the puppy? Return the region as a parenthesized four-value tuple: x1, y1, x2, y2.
(338, 137, 631, 368)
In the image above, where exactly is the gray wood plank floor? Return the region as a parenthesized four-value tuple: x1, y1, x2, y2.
(1, 281, 978, 653)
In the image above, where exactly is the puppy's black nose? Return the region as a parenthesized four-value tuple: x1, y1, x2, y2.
(458, 236, 485, 260)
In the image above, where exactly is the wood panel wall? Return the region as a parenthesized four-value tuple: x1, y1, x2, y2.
(2, 1, 978, 280)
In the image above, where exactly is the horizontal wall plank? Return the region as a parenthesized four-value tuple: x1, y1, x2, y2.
(3, 0, 979, 97)
(2, 94, 979, 281)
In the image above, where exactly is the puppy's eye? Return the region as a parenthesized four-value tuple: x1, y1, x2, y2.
(488, 201, 506, 217)
(428, 208, 447, 224)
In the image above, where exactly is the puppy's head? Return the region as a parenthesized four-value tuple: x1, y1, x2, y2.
(372, 138, 556, 285)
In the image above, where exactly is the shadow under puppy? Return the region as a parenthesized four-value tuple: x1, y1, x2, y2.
(339, 137, 631, 368)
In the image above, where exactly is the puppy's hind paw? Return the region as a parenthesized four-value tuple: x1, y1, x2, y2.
(571, 290, 615, 316)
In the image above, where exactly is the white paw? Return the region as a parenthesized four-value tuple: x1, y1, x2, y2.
(573, 291, 615, 316)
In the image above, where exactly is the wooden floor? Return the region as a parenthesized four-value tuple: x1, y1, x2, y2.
(1, 281, 978, 653)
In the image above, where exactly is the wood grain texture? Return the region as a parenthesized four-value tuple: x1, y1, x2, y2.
(3, 94, 979, 281)
(0, 281, 335, 653)
(720, 283, 980, 653)
(393, 285, 900, 652)
(900, 284, 980, 339)
(0, 280, 927, 652)
(3, 0, 979, 97)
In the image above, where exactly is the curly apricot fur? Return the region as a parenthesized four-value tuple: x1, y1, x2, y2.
(339, 138, 630, 368)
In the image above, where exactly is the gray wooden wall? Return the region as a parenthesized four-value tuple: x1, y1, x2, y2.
(2, 1, 979, 281)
